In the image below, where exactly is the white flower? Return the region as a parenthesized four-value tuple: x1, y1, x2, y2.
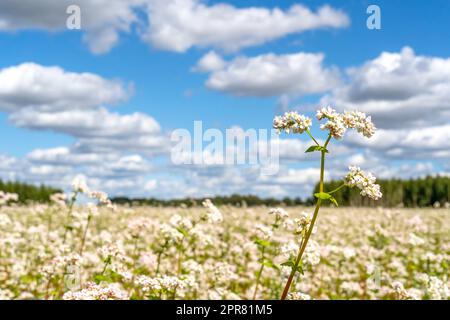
(254, 223, 273, 240)
(170, 214, 193, 231)
(273, 111, 312, 134)
(293, 211, 312, 236)
(320, 116, 346, 139)
(342, 111, 376, 138)
(50, 193, 67, 207)
(316, 107, 376, 139)
(268, 207, 289, 220)
(72, 176, 90, 194)
(288, 292, 311, 300)
(408, 233, 425, 246)
(316, 106, 338, 120)
(202, 199, 223, 223)
(0, 191, 19, 206)
(391, 281, 422, 300)
(344, 166, 382, 200)
(89, 191, 109, 204)
(63, 282, 128, 300)
(127, 217, 152, 237)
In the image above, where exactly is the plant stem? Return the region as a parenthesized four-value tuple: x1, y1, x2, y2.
(62, 192, 77, 245)
(324, 134, 332, 148)
(79, 214, 92, 256)
(328, 184, 346, 194)
(252, 246, 266, 300)
(306, 129, 320, 146)
(280, 134, 331, 300)
(280, 199, 321, 300)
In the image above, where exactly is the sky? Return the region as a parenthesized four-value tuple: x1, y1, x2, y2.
(0, 0, 449, 199)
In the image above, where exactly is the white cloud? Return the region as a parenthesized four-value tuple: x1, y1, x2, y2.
(27, 147, 107, 165)
(20, 146, 157, 196)
(0, 0, 144, 54)
(0, 62, 167, 155)
(193, 51, 226, 72)
(203, 52, 340, 96)
(322, 47, 450, 129)
(0, 63, 129, 112)
(11, 107, 160, 138)
(345, 124, 450, 159)
(142, 0, 349, 53)
(0, 0, 350, 54)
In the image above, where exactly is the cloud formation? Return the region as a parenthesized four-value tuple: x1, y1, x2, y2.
(0, 0, 349, 54)
(0, 63, 128, 112)
(322, 47, 450, 129)
(201, 51, 340, 96)
(142, 0, 349, 53)
(0, 0, 145, 54)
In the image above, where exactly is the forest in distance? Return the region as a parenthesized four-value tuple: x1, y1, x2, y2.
(2, 176, 450, 208)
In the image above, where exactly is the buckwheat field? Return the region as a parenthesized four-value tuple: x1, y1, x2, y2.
(0, 187, 448, 300)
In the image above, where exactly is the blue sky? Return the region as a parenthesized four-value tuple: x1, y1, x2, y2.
(0, 0, 449, 199)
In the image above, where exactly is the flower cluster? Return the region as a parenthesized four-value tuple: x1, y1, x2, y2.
(268, 208, 289, 220)
(316, 106, 376, 139)
(344, 166, 382, 200)
(63, 282, 128, 300)
(71, 177, 115, 209)
(293, 211, 312, 236)
(273, 111, 312, 134)
(202, 199, 223, 223)
(0, 191, 18, 206)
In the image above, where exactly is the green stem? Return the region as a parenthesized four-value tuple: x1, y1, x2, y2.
(328, 184, 346, 195)
(252, 246, 266, 300)
(306, 129, 320, 146)
(62, 191, 78, 245)
(324, 134, 332, 148)
(280, 134, 331, 300)
(79, 214, 92, 256)
(280, 199, 322, 300)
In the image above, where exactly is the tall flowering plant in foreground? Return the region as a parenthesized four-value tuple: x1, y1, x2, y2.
(273, 107, 382, 300)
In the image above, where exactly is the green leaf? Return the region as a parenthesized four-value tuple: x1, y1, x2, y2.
(314, 192, 332, 200)
(329, 196, 339, 207)
(305, 145, 329, 153)
(255, 239, 271, 247)
(315, 192, 339, 206)
(176, 227, 189, 237)
(296, 265, 304, 274)
(94, 274, 111, 284)
(263, 260, 279, 270)
(280, 261, 303, 274)
(281, 261, 294, 267)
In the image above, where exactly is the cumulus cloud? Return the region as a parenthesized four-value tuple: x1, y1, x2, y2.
(0, 0, 144, 54)
(0, 63, 129, 112)
(142, 0, 349, 53)
(0, 62, 168, 155)
(10, 107, 160, 138)
(345, 124, 450, 160)
(193, 51, 226, 72)
(27, 147, 107, 165)
(322, 47, 450, 129)
(20, 145, 157, 196)
(0, 0, 349, 54)
(202, 51, 340, 96)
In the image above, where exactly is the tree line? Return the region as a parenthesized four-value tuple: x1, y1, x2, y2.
(2, 176, 449, 207)
(114, 176, 450, 208)
(111, 194, 310, 207)
(314, 175, 450, 207)
(0, 180, 61, 204)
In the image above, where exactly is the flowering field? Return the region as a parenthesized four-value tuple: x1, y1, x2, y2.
(0, 191, 448, 300)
